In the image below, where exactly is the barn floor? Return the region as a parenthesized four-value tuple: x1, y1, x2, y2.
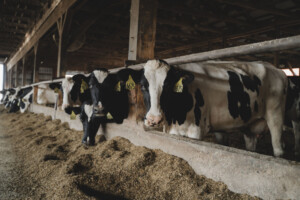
(0, 107, 259, 200)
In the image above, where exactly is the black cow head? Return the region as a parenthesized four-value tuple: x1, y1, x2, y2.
(49, 82, 61, 93)
(141, 59, 194, 127)
(61, 74, 90, 110)
(90, 68, 129, 123)
(117, 68, 143, 104)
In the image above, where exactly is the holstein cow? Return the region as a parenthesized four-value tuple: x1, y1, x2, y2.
(141, 59, 287, 157)
(79, 68, 142, 145)
(9, 86, 34, 113)
(7, 87, 22, 112)
(61, 74, 91, 111)
(37, 83, 62, 106)
(3, 88, 17, 108)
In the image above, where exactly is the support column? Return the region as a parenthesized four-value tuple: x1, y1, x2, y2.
(22, 56, 26, 86)
(56, 12, 68, 77)
(128, 0, 157, 62)
(14, 65, 18, 87)
(33, 42, 39, 83)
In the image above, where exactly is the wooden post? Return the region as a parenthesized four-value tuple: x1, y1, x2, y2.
(14, 65, 18, 87)
(137, 0, 157, 61)
(22, 56, 26, 86)
(273, 52, 279, 68)
(56, 11, 68, 77)
(128, 0, 140, 60)
(33, 42, 39, 83)
(128, 0, 157, 61)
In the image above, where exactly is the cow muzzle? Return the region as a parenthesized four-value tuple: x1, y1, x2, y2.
(93, 105, 105, 117)
(144, 114, 163, 127)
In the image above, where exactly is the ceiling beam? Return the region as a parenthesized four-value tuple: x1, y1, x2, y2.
(217, 0, 297, 19)
(6, 0, 78, 71)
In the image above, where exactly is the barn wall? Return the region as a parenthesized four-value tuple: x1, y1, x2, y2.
(30, 103, 300, 200)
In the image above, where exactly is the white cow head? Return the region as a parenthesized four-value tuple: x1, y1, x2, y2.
(141, 60, 170, 127)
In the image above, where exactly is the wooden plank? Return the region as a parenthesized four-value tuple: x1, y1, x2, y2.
(136, 0, 158, 61)
(6, 0, 77, 71)
(128, 0, 140, 60)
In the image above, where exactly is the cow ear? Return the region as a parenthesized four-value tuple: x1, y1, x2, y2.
(181, 71, 194, 85)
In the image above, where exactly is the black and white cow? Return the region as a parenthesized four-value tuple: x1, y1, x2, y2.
(9, 86, 33, 113)
(140, 59, 287, 157)
(7, 87, 22, 112)
(18, 86, 34, 113)
(3, 88, 17, 108)
(80, 68, 142, 145)
(61, 74, 91, 111)
(37, 83, 61, 106)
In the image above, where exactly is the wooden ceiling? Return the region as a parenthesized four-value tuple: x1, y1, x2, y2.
(2, 0, 300, 71)
(0, 0, 53, 58)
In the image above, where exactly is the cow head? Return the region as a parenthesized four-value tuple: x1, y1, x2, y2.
(8, 87, 22, 113)
(117, 68, 143, 104)
(286, 77, 300, 121)
(61, 74, 90, 111)
(18, 86, 33, 113)
(141, 59, 194, 128)
(89, 69, 109, 117)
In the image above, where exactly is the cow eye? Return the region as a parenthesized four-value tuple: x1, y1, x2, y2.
(141, 86, 148, 91)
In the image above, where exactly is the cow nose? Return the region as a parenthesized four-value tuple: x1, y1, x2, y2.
(93, 104, 105, 117)
(145, 114, 162, 126)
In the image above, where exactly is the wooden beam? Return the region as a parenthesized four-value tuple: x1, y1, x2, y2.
(136, 0, 158, 61)
(217, 0, 297, 19)
(6, 0, 77, 71)
(33, 42, 39, 83)
(128, 0, 140, 60)
(158, 20, 300, 56)
(22, 56, 26, 86)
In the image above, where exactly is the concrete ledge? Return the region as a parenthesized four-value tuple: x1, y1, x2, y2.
(30, 104, 300, 199)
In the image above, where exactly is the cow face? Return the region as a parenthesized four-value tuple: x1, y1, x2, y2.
(141, 60, 194, 128)
(61, 74, 90, 111)
(117, 68, 143, 104)
(89, 69, 109, 116)
(61, 77, 75, 110)
(18, 87, 33, 113)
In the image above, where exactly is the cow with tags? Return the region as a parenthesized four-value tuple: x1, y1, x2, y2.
(140, 59, 287, 157)
(78, 68, 142, 145)
(37, 83, 62, 106)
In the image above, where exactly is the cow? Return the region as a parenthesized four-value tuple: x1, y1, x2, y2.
(18, 86, 34, 113)
(140, 59, 287, 157)
(8, 87, 34, 113)
(2, 88, 17, 108)
(64, 68, 142, 145)
(37, 83, 62, 107)
(61, 74, 91, 111)
(7, 87, 21, 112)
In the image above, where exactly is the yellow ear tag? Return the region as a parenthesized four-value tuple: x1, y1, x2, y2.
(17, 101, 20, 106)
(106, 112, 113, 119)
(126, 75, 136, 90)
(70, 111, 76, 120)
(54, 88, 59, 93)
(80, 80, 88, 94)
(115, 81, 121, 92)
(173, 77, 184, 93)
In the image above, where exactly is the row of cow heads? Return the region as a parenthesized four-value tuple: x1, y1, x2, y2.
(60, 59, 195, 129)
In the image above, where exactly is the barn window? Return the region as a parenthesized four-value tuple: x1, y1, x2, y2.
(282, 68, 300, 76)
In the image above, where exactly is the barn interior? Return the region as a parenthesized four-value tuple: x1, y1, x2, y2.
(1, 0, 300, 87)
